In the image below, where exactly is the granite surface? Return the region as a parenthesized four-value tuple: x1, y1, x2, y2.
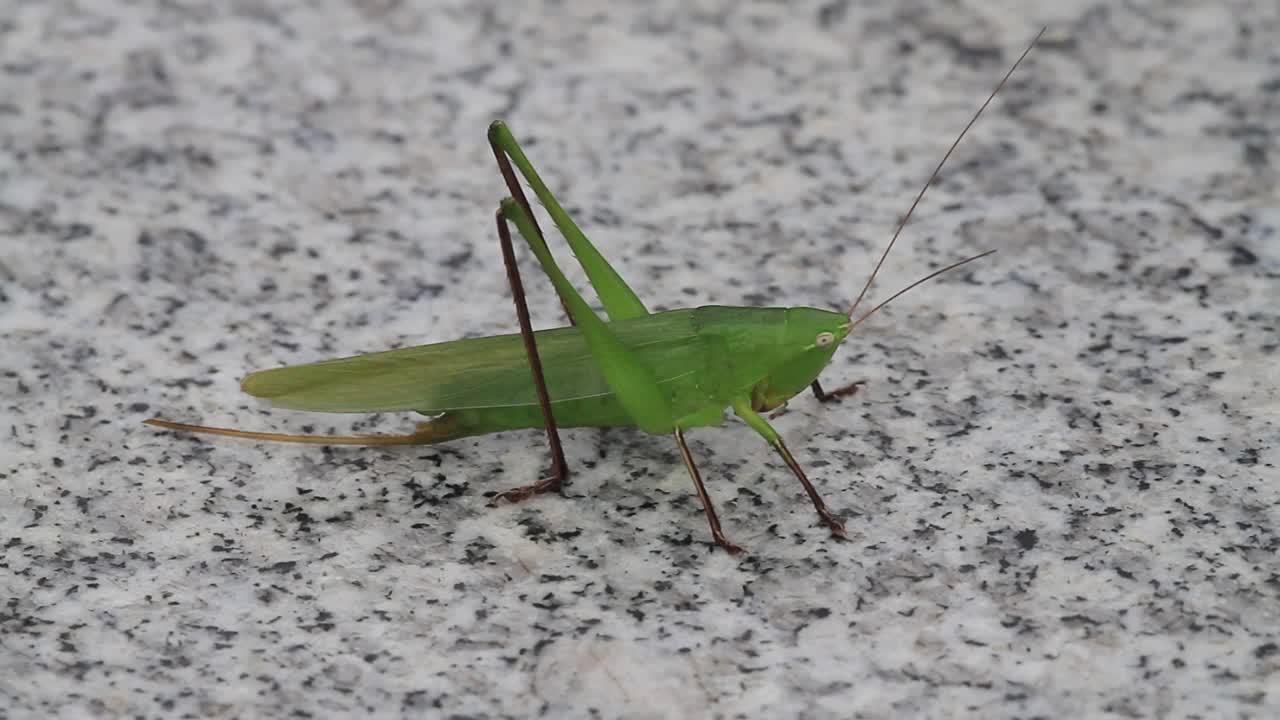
(2, 1, 1277, 718)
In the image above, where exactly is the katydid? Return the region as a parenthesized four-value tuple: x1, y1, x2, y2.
(147, 31, 1044, 553)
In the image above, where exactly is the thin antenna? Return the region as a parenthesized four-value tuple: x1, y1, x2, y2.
(847, 249, 996, 332)
(845, 27, 1045, 319)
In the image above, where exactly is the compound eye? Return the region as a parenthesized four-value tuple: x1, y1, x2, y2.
(815, 331, 835, 348)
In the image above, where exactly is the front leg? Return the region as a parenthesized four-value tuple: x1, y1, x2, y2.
(810, 378, 866, 403)
(766, 379, 865, 419)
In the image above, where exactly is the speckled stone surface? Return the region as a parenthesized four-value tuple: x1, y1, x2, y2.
(3, 1, 1277, 718)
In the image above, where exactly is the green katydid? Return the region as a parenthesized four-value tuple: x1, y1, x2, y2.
(147, 31, 1043, 553)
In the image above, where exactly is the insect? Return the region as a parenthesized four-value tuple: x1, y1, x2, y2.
(146, 31, 1044, 553)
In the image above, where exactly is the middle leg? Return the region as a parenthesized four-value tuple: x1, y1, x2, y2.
(732, 400, 847, 538)
(674, 427, 744, 554)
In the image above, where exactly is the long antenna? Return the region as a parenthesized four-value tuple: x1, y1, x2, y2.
(847, 248, 996, 332)
(845, 27, 1045, 319)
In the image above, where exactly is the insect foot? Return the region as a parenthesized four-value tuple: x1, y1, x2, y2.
(486, 474, 564, 506)
(811, 379, 867, 404)
(718, 539, 746, 555)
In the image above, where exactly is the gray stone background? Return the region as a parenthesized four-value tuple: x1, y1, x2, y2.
(2, 0, 1276, 717)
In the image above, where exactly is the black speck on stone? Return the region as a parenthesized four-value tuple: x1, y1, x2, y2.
(1229, 244, 1258, 266)
(1014, 528, 1038, 550)
(441, 250, 472, 269)
(816, 0, 848, 27)
(1191, 216, 1224, 239)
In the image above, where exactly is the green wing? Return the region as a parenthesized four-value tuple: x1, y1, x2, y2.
(241, 309, 704, 413)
